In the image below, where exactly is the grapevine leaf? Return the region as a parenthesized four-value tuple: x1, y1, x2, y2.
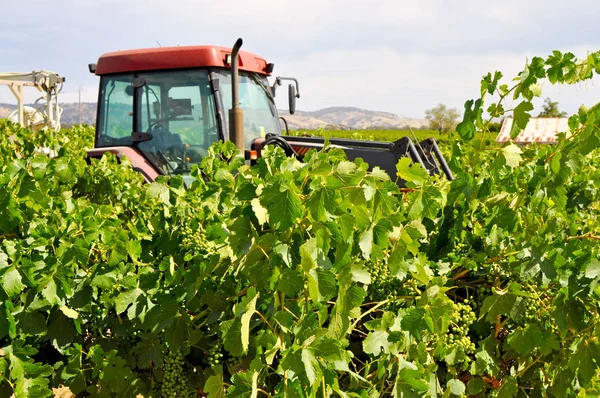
(358, 226, 373, 260)
(509, 101, 534, 139)
(148, 182, 170, 205)
(59, 306, 78, 320)
(164, 315, 189, 354)
(447, 379, 466, 396)
(273, 311, 294, 333)
(328, 283, 365, 339)
(585, 259, 600, 279)
(497, 376, 518, 398)
(301, 348, 321, 386)
(259, 178, 303, 230)
(126, 239, 142, 263)
(115, 287, 144, 315)
(501, 144, 523, 168)
(456, 101, 476, 142)
(506, 324, 543, 355)
(396, 158, 429, 186)
(16, 311, 47, 336)
(229, 216, 254, 255)
(204, 366, 225, 398)
(427, 296, 455, 333)
(467, 378, 485, 395)
(141, 301, 179, 332)
(393, 358, 430, 397)
(551, 152, 562, 174)
(408, 185, 442, 221)
(250, 198, 268, 226)
(277, 268, 304, 297)
(5, 301, 16, 339)
(306, 186, 337, 222)
(363, 330, 390, 356)
(307, 268, 337, 303)
(60, 346, 86, 395)
(530, 83, 542, 97)
(401, 307, 433, 339)
(480, 291, 518, 322)
(46, 311, 76, 351)
(388, 246, 410, 280)
(221, 320, 243, 357)
(350, 264, 371, 285)
(41, 277, 61, 306)
(1, 266, 25, 298)
(107, 232, 128, 267)
(131, 338, 163, 369)
(239, 290, 259, 355)
(0, 250, 7, 268)
(551, 368, 576, 397)
(227, 370, 259, 398)
(568, 339, 600, 387)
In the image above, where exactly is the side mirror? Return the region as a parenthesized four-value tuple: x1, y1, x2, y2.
(288, 84, 296, 115)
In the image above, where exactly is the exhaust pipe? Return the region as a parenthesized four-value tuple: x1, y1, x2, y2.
(229, 38, 244, 151)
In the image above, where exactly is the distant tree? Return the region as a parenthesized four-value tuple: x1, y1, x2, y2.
(424, 104, 461, 133)
(488, 120, 503, 133)
(538, 97, 568, 117)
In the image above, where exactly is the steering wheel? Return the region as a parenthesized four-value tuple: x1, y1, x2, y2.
(257, 134, 300, 159)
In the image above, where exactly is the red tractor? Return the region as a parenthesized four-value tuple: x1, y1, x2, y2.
(87, 39, 452, 185)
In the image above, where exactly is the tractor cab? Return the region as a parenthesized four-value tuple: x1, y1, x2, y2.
(90, 45, 295, 182)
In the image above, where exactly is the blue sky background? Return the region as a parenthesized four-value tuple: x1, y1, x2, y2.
(1, 0, 599, 118)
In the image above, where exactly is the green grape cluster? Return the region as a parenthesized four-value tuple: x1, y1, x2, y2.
(206, 344, 223, 367)
(520, 282, 554, 328)
(153, 351, 195, 398)
(180, 225, 207, 251)
(368, 262, 420, 304)
(121, 330, 141, 349)
(226, 354, 244, 374)
(86, 306, 104, 334)
(445, 300, 477, 355)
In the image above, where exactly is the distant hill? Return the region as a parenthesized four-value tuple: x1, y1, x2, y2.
(280, 107, 430, 130)
(0, 103, 430, 130)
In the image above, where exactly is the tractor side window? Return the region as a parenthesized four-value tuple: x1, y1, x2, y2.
(218, 71, 281, 148)
(97, 75, 134, 146)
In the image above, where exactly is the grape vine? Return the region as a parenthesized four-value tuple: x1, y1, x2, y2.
(0, 48, 599, 397)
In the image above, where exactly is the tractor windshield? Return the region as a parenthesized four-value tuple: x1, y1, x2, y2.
(96, 69, 218, 182)
(216, 70, 281, 147)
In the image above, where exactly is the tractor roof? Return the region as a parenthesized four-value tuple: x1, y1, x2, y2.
(95, 45, 271, 76)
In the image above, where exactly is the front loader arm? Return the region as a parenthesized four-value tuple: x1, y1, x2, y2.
(265, 135, 454, 186)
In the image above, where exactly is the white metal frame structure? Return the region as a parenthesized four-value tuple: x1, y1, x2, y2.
(0, 71, 65, 131)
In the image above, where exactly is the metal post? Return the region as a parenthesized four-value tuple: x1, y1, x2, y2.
(47, 89, 53, 128)
(8, 84, 24, 126)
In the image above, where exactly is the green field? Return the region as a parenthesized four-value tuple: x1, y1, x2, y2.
(289, 128, 495, 146)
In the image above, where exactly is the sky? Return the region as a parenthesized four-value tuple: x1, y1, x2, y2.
(1, 0, 599, 118)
